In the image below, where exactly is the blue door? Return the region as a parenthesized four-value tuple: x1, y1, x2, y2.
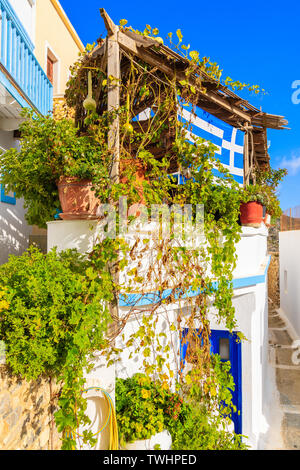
(180, 329, 242, 434)
(210, 330, 242, 434)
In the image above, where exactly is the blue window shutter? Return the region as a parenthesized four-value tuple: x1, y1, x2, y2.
(0, 184, 16, 205)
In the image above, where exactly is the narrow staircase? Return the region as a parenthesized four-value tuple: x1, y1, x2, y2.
(269, 305, 300, 449)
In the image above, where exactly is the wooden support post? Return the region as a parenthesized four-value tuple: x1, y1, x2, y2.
(100, 9, 120, 328)
(243, 124, 249, 187)
(100, 9, 120, 186)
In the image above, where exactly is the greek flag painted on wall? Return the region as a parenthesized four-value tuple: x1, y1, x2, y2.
(177, 105, 244, 185)
(137, 104, 245, 185)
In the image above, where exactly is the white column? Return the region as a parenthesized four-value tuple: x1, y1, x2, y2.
(47, 220, 116, 450)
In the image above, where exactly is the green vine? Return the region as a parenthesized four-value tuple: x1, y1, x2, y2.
(0, 247, 112, 450)
(0, 15, 286, 450)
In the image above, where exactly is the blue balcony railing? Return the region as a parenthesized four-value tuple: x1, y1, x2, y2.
(0, 0, 53, 116)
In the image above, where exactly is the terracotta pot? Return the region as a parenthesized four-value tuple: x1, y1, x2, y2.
(57, 176, 100, 220)
(240, 201, 263, 228)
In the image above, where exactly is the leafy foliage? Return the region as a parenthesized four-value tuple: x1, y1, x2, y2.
(0, 14, 287, 451)
(116, 366, 248, 450)
(0, 246, 111, 450)
(240, 168, 287, 218)
(116, 374, 167, 443)
(0, 109, 109, 228)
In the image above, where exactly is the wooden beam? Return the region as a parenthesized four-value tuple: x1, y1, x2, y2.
(117, 33, 251, 123)
(106, 32, 120, 185)
(100, 8, 117, 37)
(102, 9, 120, 328)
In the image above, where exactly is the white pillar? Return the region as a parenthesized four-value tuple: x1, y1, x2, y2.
(47, 220, 116, 450)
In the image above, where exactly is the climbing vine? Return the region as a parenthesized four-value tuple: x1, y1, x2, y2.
(0, 17, 283, 450)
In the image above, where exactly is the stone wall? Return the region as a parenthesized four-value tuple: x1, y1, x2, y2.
(268, 252, 280, 308)
(268, 219, 280, 253)
(267, 220, 280, 308)
(0, 366, 61, 450)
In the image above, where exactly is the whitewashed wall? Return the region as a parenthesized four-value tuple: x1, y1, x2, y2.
(47, 219, 270, 449)
(279, 231, 300, 338)
(9, 0, 36, 44)
(0, 130, 30, 265)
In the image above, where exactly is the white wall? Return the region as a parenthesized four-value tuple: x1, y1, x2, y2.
(0, 130, 30, 265)
(279, 231, 300, 338)
(234, 225, 268, 278)
(116, 281, 269, 450)
(8, 0, 36, 44)
(47, 219, 270, 449)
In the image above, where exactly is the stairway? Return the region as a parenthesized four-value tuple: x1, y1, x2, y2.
(269, 306, 300, 449)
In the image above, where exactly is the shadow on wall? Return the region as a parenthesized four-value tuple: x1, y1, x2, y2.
(0, 200, 30, 265)
(0, 365, 61, 450)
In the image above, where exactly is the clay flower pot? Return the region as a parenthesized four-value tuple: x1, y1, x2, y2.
(57, 176, 100, 220)
(240, 201, 264, 228)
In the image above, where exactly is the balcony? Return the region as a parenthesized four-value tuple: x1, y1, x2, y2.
(0, 0, 52, 117)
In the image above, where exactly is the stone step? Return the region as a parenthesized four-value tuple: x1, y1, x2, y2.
(275, 348, 297, 367)
(282, 413, 300, 450)
(269, 329, 293, 346)
(268, 316, 287, 328)
(276, 368, 300, 407)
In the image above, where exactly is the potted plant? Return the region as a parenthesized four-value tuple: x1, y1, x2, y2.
(0, 110, 109, 228)
(239, 168, 287, 228)
(116, 374, 173, 450)
(239, 185, 265, 227)
(255, 167, 287, 225)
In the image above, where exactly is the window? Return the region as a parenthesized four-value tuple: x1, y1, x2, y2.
(0, 185, 16, 205)
(46, 46, 59, 95)
(219, 337, 230, 361)
(47, 55, 55, 85)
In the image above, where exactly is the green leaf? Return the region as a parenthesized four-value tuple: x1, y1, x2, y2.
(176, 29, 183, 43)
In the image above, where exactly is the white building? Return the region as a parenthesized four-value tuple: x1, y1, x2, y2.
(45, 14, 288, 449)
(0, 0, 83, 265)
(279, 226, 300, 339)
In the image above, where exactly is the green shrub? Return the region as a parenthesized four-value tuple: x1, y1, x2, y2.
(0, 246, 111, 449)
(0, 109, 108, 228)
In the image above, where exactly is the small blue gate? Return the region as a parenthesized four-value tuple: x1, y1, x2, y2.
(180, 329, 242, 434)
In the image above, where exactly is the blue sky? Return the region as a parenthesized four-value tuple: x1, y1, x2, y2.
(60, 0, 300, 211)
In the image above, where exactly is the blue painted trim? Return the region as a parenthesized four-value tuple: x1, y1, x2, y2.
(119, 256, 271, 307)
(0, 0, 34, 51)
(0, 0, 53, 115)
(0, 184, 16, 205)
(180, 328, 242, 434)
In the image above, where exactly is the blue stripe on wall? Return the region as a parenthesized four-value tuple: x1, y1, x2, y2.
(119, 256, 271, 307)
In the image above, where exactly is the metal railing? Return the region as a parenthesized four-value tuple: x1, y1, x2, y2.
(281, 205, 300, 232)
(0, 0, 53, 115)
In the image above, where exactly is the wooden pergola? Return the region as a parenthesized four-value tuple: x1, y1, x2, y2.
(69, 9, 288, 187)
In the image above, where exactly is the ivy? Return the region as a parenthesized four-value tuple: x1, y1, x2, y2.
(0, 15, 287, 450)
(0, 247, 111, 450)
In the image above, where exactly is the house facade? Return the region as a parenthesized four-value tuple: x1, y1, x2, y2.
(45, 11, 287, 449)
(280, 208, 300, 340)
(0, 0, 83, 264)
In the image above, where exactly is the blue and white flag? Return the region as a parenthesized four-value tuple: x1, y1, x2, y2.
(177, 105, 244, 185)
(137, 104, 245, 185)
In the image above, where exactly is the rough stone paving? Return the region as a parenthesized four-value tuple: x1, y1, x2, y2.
(269, 305, 300, 449)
